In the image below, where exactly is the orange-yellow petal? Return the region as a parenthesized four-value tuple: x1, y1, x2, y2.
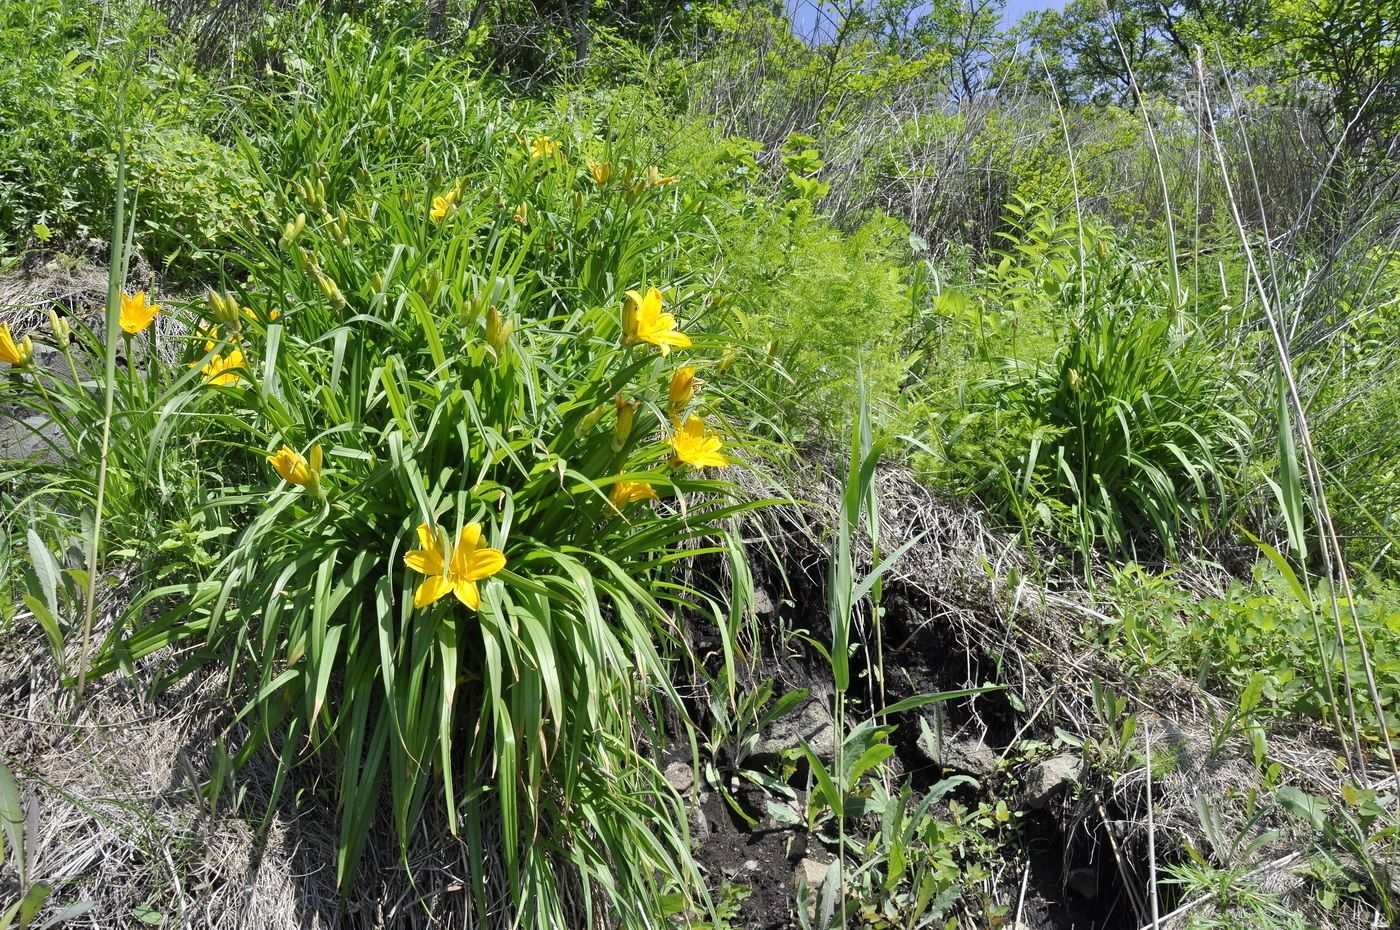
(452, 578, 482, 610)
(414, 574, 454, 608)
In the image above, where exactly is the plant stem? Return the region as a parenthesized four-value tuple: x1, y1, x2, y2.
(77, 126, 127, 697)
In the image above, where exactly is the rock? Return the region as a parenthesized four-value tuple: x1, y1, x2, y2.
(663, 760, 695, 794)
(752, 585, 775, 616)
(688, 790, 714, 841)
(1025, 754, 1081, 809)
(784, 831, 809, 862)
(742, 859, 759, 872)
(1066, 866, 1098, 900)
(916, 727, 998, 778)
(794, 857, 831, 891)
(753, 698, 835, 762)
(0, 409, 61, 462)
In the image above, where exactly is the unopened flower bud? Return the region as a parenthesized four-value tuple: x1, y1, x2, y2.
(579, 402, 609, 434)
(485, 306, 513, 355)
(47, 309, 70, 348)
(208, 290, 243, 327)
(717, 348, 739, 375)
(316, 272, 346, 310)
(612, 395, 638, 451)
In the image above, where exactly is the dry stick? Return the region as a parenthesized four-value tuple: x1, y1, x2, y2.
(1036, 49, 1087, 311)
(1210, 61, 1400, 745)
(1105, 10, 1181, 310)
(1144, 726, 1161, 930)
(1014, 860, 1031, 928)
(1194, 49, 1400, 789)
(1219, 62, 1400, 802)
(1036, 47, 1097, 566)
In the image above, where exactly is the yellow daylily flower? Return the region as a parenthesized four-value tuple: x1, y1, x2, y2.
(529, 136, 561, 160)
(431, 188, 459, 223)
(268, 443, 322, 490)
(199, 324, 227, 354)
(119, 291, 160, 335)
(647, 165, 677, 186)
(668, 366, 701, 416)
(588, 160, 612, 185)
(0, 324, 34, 367)
(512, 202, 529, 225)
(668, 415, 729, 469)
(201, 347, 245, 386)
(403, 522, 507, 610)
(621, 287, 691, 355)
(610, 480, 659, 510)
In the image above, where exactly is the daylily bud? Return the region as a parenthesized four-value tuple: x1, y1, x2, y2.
(316, 271, 346, 310)
(512, 203, 528, 225)
(620, 291, 640, 347)
(1067, 368, 1082, 392)
(47, 309, 70, 348)
(279, 213, 307, 250)
(717, 348, 739, 375)
(485, 306, 513, 356)
(298, 178, 325, 211)
(418, 266, 441, 304)
(579, 402, 609, 434)
(668, 366, 701, 417)
(208, 290, 244, 327)
(612, 395, 638, 451)
(309, 442, 325, 497)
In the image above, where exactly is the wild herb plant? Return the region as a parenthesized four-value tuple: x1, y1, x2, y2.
(920, 202, 1251, 562)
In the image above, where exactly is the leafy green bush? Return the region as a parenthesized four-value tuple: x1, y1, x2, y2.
(99, 141, 755, 930)
(0, 0, 260, 280)
(676, 129, 917, 439)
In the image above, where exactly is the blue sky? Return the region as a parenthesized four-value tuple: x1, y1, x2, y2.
(789, 0, 1066, 40)
(1003, 0, 1064, 20)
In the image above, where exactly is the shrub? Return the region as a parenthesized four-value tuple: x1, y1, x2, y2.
(0, 0, 259, 282)
(676, 128, 917, 439)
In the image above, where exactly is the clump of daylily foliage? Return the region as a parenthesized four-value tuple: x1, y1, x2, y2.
(3, 108, 763, 925)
